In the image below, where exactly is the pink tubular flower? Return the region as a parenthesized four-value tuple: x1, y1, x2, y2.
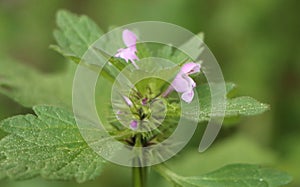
(163, 62, 201, 103)
(115, 29, 139, 68)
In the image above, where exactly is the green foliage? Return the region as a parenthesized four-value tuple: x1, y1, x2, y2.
(51, 10, 103, 60)
(167, 135, 277, 176)
(0, 0, 297, 186)
(0, 9, 291, 187)
(52, 10, 124, 82)
(196, 83, 269, 123)
(156, 32, 204, 64)
(225, 96, 269, 116)
(0, 55, 75, 108)
(0, 106, 105, 183)
(156, 164, 292, 187)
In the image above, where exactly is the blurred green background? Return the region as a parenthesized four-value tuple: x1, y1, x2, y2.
(0, 0, 299, 186)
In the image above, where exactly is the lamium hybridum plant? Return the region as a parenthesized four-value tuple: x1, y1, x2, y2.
(0, 10, 292, 187)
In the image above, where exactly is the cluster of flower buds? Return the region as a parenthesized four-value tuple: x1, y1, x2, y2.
(114, 29, 201, 130)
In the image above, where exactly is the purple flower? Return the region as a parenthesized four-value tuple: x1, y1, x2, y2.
(122, 96, 133, 107)
(130, 120, 138, 130)
(115, 29, 139, 68)
(163, 62, 201, 103)
(141, 98, 148, 105)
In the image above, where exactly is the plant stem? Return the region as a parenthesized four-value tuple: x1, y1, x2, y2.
(132, 165, 148, 187)
(132, 134, 148, 187)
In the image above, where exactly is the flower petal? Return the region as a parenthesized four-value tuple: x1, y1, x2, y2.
(181, 62, 201, 75)
(162, 62, 199, 103)
(115, 47, 139, 62)
(123, 96, 133, 107)
(172, 73, 195, 93)
(123, 29, 137, 47)
(181, 89, 194, 103)
(172, 73, 190, 93)
(186, 75, 196, 88)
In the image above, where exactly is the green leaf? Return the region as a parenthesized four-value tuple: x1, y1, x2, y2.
(181, 164, 292, 187)
(225, 96, 270, 117)
(52, 10, 119, 82)
(166, 135, 277, 176)
(0, 106, 105, 183)
(156, 32, 204, 64)
(196, 83, 269, 123)
(136, 43, 153, 59)
(0, 55, 75, 108)
(52, 10, 103, 59)
(155, 164, 292, 187)
(174, 32, 204, 62)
